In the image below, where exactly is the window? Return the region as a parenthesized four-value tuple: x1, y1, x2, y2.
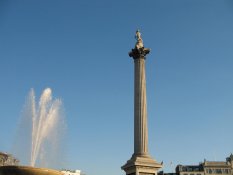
(209, 169, 212, 174)
(216, 169, 222, 174)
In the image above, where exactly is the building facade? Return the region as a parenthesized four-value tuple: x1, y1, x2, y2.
(61, 170, 81, 175)
(175, 154, 233, 175)
(0, 152, 19, 166)
(176, 164, 205, 175)
(159, 154, 233, 175)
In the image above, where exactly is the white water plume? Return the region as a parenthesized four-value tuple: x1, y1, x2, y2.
(13, 88, 66, 168)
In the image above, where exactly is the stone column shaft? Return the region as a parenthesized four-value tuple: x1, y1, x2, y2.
(134, 58, 148, 156)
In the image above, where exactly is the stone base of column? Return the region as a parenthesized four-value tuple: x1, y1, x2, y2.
(121, 155, 162, 175)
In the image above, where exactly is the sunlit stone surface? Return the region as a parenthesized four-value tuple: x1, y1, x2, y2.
(0, 166, 62, 175)
(122, 31, 162, 175)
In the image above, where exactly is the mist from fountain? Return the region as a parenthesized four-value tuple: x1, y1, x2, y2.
(13, 88, 66, 169)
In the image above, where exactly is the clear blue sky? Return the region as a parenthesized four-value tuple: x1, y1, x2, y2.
(1, 0, 233, 175)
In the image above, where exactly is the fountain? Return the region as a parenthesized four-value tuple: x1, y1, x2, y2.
(29, 88, 65, 167)
(1, 88, 66, 175)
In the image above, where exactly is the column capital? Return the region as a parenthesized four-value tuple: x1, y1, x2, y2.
(129, 47, 150, 59)
(129, 30, 150, 59)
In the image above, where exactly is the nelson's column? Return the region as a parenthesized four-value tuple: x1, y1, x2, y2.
(121, 30, 162, 175)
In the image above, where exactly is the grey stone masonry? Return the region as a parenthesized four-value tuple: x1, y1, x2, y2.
(132, 49, 149, 157)
(122, 31, 162, 175)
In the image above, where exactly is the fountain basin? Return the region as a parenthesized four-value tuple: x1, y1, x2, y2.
(0, 166, 63, 175)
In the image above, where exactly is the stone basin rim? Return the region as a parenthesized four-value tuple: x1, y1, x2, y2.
(0, 165, 63, 175)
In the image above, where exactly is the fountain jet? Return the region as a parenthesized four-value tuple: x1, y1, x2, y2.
(14, 88, 66, 169)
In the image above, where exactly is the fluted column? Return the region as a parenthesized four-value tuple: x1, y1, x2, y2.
(122, 31, 162, 175)
(134, 56, 148, 156)
(128, 30, 150, 157)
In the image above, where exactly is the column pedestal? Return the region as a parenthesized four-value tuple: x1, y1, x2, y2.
(122, 155, 162, 175)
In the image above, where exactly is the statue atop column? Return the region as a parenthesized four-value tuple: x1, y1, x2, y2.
(135, 30, 144, 49)
(129, 30, 150, 59)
